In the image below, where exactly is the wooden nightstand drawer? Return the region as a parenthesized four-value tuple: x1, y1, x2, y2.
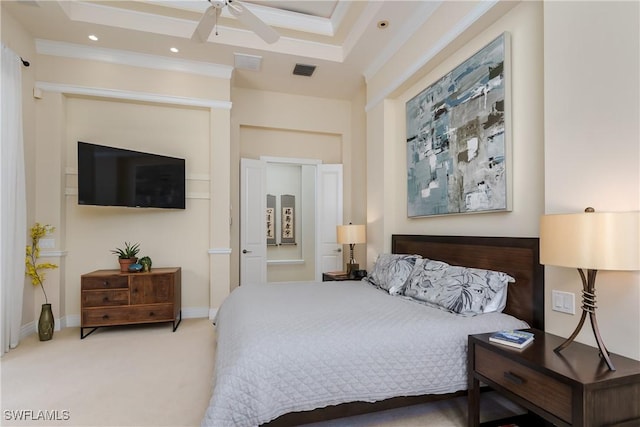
(81, 275, 128, 290)
(475, 345, 572, 423)
(81, 290, 129, 307)
(469, 331, 640, 427)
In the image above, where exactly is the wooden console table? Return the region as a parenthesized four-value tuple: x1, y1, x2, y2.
(80, 267, 181, 339)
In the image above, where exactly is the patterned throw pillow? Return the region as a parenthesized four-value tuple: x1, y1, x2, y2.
(404, 259, 515, 315)
(366, 254, 422, 295)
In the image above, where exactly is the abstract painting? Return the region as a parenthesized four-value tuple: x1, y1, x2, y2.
(406, 33, 511, 217)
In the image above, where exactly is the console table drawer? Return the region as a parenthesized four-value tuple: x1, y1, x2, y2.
(81, 290, 129, 307)
(81, 275, 128, 290)
(475, 345, 572, 423)
(82, 304, 174, 327)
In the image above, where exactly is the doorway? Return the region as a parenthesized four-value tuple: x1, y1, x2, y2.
(240, 157, 343, 285)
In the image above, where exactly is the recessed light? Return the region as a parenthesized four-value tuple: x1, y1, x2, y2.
(377, 20, 389, 29)
(88, 34, 98, 41)
(170, 47, 179, 53)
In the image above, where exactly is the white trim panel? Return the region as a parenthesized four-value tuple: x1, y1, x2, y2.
(208, 248, 232, 255)
(35, 81, 232, 110)
(36, 39, 233, 79)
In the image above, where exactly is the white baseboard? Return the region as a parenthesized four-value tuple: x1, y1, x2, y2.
(64, 314, 81, 328)
(20, 321, 36, 340)
(183, 307, 210, 319)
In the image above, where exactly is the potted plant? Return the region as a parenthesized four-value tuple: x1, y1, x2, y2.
(139, 256, 152, 272)
(25, 223, 58, 341)
(111, 242, 140, 272)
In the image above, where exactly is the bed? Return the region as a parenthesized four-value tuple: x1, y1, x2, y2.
(201, 235, 544, 427)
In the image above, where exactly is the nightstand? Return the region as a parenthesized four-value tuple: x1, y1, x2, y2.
(322, 271, 351, 281)
(468, 330, 640, 427)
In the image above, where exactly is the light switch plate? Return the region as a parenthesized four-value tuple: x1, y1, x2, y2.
(552, 290, 575, 315)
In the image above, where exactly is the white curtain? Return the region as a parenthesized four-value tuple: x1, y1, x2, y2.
(1, 45, 27, 354)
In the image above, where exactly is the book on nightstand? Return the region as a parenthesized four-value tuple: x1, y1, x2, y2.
(489, 330, 534, 349)
(324, 271, 350, 280)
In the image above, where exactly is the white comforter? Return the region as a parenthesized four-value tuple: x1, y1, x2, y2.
(201, 281, 528, 427)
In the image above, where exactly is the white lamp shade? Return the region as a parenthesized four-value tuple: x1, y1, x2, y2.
(540, 211, 640, 271)
(336, 224, 366, 244)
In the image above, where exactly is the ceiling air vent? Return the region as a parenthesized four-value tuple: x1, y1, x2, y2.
(235, 53, 262, 71)
(293, 63, 316, 77)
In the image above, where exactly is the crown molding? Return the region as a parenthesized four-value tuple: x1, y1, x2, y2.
(58, 1, 344, 62)
(363, 1, 441, 82)
(144, 0, 337, 36)
(365, 0, 499, 112)
(36, 39, 233, 79)
(35, 81, 232, 110)
(342, 1, 385, 60)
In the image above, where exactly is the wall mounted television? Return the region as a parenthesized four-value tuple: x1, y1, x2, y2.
(77, 142, 186, 209)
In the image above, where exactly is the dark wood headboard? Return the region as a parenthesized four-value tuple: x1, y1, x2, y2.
(392, 235, 544, 330)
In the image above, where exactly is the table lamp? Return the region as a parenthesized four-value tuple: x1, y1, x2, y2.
(336, 224, 366, 276)
(540, 207, 640, 370)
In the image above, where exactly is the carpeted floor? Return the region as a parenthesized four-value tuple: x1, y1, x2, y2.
(1, 318, 523, 426)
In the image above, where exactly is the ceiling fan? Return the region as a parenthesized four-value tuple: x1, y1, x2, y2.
(191, 0, 280, 44)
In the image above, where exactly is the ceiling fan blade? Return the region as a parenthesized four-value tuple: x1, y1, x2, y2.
(227, 0, 280, 44)
(191, 5, 220, 43)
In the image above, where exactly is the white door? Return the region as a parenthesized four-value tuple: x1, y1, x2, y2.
(316, 164, 343, 279)
(240, 158, 267, 285)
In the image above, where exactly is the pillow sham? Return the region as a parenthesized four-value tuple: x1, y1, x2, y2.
(403, 259, 515, 315)
(366, 253, 422, 295)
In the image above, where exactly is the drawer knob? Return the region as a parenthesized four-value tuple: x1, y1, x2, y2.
(504, 371, 524, 385)
(149, 312, 155, 317)
(102, 314, 109, 320)
(103, 281, 110, 287)
(103, 297, 109, 302)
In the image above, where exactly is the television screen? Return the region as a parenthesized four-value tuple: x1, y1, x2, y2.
(78, 142, 186, 209)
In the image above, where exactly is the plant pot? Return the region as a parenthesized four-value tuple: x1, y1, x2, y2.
(118, 258, 138, 273)
(38, 303, 54, 341)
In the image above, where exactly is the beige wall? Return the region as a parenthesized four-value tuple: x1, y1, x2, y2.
(230, 88, 366, 287)
(543, 1, 640, 360)
(365, 0, 639, 360)
(366, 1, 544, 257)
(7, 0, 637, 361)
(11, 32, 234, 326)
(62, 97, 211, 317)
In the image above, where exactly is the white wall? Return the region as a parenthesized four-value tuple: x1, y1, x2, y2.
(543, 1, 640, 359)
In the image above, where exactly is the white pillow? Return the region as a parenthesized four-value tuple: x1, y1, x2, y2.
(366, 254, 422, 295)
(404, 259, 514, 315)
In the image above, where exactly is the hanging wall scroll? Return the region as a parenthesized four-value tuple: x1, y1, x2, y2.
(266, 194, 276, 245)
(280, 194, 296, 245)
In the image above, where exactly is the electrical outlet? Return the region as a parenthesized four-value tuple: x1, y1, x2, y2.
(552, 290, 575, 314)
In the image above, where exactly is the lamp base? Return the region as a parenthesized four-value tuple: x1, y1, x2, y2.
(554, 268, 615, 371)
(346, 263, 359, 277)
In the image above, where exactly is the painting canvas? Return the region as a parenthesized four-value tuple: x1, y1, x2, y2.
(406, 33, 511, 217)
